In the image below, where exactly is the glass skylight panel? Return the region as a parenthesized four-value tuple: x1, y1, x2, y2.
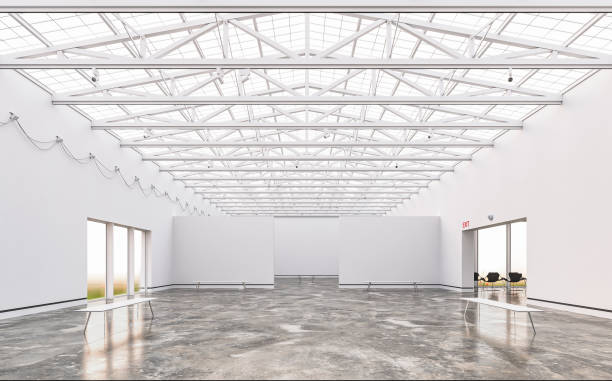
(21, 13, 113, 45)
(24, 69, 90, 93)
(0, 14, 46, 54)
(570, 15, 612, 54)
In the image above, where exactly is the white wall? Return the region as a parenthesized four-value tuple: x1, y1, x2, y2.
(394, 70, 612, 311)
(338, 216, 440, 286)
(172, 216, 275, 286)
(274, 217, 339, 276)
(0, 71, 219, 316)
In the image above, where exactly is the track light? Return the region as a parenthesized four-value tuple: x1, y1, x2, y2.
(90, 67, 99, 83)
(507, 67, 513, 83)
(215, 67, 224, 84)
(239, 68, 250, 83)
(323, 129, 330, 139)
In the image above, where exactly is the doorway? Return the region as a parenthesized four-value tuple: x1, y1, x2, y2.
(475, 220, 527, 293)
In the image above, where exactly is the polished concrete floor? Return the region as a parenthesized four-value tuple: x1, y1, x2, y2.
(1, 278, 611, 379)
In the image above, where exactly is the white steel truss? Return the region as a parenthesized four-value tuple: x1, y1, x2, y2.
(0, 10, 609, 215)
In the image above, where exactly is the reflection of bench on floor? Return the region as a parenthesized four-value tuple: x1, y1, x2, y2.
(462, 297, 541, 334)
(365, 281, 423, 290)
(195, 281, 247, 289)
(77, 297, 155, 334)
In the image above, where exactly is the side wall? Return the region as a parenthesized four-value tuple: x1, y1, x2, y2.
(338, 216, 440, 286)
(394, 70, 612, 311)
(274, 217, 339, 276)
(0, 71, 219, 316)
(172, 216, 275, 287)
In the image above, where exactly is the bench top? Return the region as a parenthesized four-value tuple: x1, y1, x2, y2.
(77, 297, 156, 312)
(195, 281, 247, 284)
(462, 298, 541, 312)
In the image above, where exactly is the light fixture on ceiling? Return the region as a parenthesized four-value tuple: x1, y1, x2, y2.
(507, 67, 513, 83)
(239, 68, 250, 83)
(215, 67, 224, 84)
(90, 67, 99, 83)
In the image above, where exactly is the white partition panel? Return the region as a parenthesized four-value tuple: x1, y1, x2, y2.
(338, 216, 440, 286)
(173, 216, 275, 287)
(274, 217, 339, 276)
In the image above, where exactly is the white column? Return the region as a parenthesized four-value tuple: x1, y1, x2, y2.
(105, 222, 114, 302)
(145, 230, 152, 294)
(127, 227, 135, 297)
(140, 231, 147, 293)
(506, 223, 512, 290)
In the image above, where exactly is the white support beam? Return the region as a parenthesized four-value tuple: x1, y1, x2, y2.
(121, 141, 493, 148)
(145, 155, 469, 161)
(2, 2, 611, 13)
(161, 168, 452, 173)
(196, 190, 419, 194)
(176, 177, 435, 181)
(211, 202, 400, 205)
(185, 184, 428, 188)
(4, 58, 611, 70)
(203, 196, 412, 200)
(92, 121, 523, 130)
(53, 95, 561, 106)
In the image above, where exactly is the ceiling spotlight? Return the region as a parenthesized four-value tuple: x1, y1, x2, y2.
(323, 129, 330, 139)
(90, 67, 99, 83)
(239, 68, 250, 83)
(507, 67, 513, 83)
(215, 67, 224, 84)
(395, 163, 399, 169)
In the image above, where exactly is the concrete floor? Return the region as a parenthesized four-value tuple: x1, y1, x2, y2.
(1, 278, 611, 379)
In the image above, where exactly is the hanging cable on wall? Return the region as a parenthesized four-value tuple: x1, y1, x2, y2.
(1, 112, 206, 216)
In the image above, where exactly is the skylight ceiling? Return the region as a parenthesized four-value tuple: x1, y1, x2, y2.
(0, 11, 609, 216)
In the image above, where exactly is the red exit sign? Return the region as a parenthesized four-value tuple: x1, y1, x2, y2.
(462, 220, 470, 229)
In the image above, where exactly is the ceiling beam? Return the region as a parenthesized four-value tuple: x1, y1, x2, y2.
(145, 155, 469, 161)
(202, 196, 412, 200)
(122, 141, 493, 148)
(4, 57, 610, 70)
(92, 121, 523, 130)
(196, 190, 418, 194)
(53, 95, 561, 106)
(160, 168, 452, 173)
(176, 177, 435, 181)
(185, 184, 428, 188)
(2, 1, 610, 12)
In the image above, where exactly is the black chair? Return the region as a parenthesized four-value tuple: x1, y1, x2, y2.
(482, 272, 502, 291)
(502, 272, 527, 292)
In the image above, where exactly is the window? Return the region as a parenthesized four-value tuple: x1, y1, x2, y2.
(87, 219, 149, 301)
(87, 220, 106, 300)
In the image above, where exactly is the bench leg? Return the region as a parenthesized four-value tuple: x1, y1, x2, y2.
(83, 312, 92, 334)
(464, 301, 470, 318)
(528, 312, 536, 335)
(148, 301, 154, 319)
(367, 282, 371, 291)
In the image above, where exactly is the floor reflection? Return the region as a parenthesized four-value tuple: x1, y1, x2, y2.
(81, 305, 148, 379)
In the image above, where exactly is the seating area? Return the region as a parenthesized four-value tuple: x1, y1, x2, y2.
(1, 2, 612, 380)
